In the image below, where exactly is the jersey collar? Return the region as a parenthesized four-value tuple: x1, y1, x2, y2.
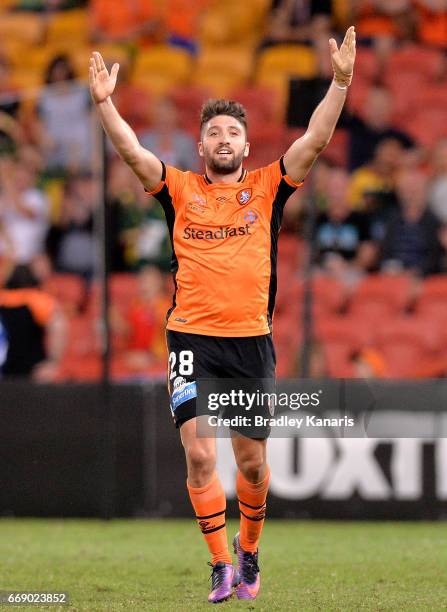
(204, 168, 247, 185)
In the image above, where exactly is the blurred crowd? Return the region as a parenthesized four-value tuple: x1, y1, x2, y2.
(0, 0, 446, 381)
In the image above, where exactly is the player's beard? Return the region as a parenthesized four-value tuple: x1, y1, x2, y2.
(205, 149, 245, 175)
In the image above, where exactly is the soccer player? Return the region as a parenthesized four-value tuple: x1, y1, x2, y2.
(89, 26, 356, 603)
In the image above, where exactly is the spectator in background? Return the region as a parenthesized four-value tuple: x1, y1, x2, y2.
(89, 0, 161, 45)
(46, 171, 97, 280)
(348, 86, 415, 171)
(353, 0, 414, 43)
(139, 96, 200, 172)
(381, 171, 442, 276)
(35, 55, 92, 174)
(13, 0, 86, 11)
(348, 137, 401, 210)
(351, 347, 387, 378)
(414, 0, 447, 50)
(314, 168, 378, 284)
(0, 156, 49, 264)
(111, 55, 151, 134)
(262, 0, 333, 48)
(162, 0, 208, 54)
(0, 264, 66, 380)
(0, 55, 23, 157)
(111, 265, 170, 374)
(0, 219, 14, 267)
(109, 166, 171, 272)
(428, 139, 447, 223)
(314, 169, 377, 284)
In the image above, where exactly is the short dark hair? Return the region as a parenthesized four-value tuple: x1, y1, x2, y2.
(45, 54, 76, 84)
(200, 99, 247, 134)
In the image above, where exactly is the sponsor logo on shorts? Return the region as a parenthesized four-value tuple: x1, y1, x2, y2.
(171, 379, 197, 412)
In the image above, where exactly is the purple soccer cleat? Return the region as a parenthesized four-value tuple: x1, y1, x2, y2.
(207, 561, 240, 604)
(233, 532, 260, 600)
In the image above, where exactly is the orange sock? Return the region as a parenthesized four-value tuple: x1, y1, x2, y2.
(187, 472, 231, 565)
(236, 466, 270, 553)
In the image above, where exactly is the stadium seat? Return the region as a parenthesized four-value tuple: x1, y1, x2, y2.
(318, 128, 348, 167)
(69, 45, 130, 78)
(228, 85, 279, 127)
(11, 44, 71, 83)
(199, 0, 270, 47)
(415, 276, 447, 320)
(345, 77, 372, 118)
(193, 47, 254, 97)
(384, 44, 444, 84)
(323, 342, 355, 377)
(57, 355, 102, 381)
(42, 274, 86, 315)
(374, 316, 441, 378)
(348, 274, 414, 320)
(315, 314, 373, 348)
(87, 274, 139, 316)
(375, 316, 441, 354)
(170, 85, 212, 135)
(0, 0, 17, 10)
(243, 123, 287, 170)
(315, 315, 373, 377)
(414, 85, 447, 116)
(393, 85, 447, 142)
(352, 47, 379, 83)
(406, 108, 447, 148)
(272, 312, 302, 377)
(256, 45, 318, 81)
(279, 276, 348, 318)
(385, 73, 421, 128)
(110, 273, 138, 308)
(132, 46, 193, 95)
(374, 341, 427, 379)
(256, 45, 318, 120)
(332, 0, 350, 29)
(56, 315, 101, 381)
(45, 9, 89, 47)
(9, 68, 44, 91)
(0, 13, 44, 46)
(277, 235, 306, 273)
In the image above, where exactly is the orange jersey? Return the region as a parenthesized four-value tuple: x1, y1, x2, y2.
(147, 159, 303, 337)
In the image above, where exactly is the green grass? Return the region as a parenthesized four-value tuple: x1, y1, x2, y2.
(1, 519, 447, 611)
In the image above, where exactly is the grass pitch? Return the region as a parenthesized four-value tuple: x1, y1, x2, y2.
(1, 519, 446, 611)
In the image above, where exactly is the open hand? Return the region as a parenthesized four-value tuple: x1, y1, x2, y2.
(89, 51, 119, 104)
(329, 26, 356, 86)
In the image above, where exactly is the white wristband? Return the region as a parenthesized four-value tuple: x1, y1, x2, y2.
(333, 80, 348, 90)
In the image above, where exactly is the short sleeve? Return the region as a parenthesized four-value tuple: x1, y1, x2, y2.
(144, 162, 187, 208)
(257, 157, 304, 202)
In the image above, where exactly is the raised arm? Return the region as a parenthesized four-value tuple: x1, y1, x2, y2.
(283, 26, 356, 183)
(89, 52, 162, 191)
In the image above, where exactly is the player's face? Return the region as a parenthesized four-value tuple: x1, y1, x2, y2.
(199, 115, 250, 175)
